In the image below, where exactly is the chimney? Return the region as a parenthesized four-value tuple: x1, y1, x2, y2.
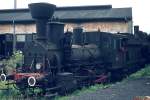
(134, 25, 139, 34)
(28, 3, 56, 41)
(73, 27, 83, 45)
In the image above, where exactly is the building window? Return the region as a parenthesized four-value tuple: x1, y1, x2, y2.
(16, 35, 25, 42)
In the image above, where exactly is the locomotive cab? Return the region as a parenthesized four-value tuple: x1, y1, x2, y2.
(111, 37, 128, 69)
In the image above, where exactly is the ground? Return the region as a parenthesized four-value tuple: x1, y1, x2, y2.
(68, 77, 150, 100)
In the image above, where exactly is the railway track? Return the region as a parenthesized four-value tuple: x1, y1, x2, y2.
(0, 67, 146, 100)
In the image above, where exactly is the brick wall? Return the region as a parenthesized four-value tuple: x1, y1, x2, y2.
(0, 24, 35, 34)
(64, 21, 131, 33)
(0, 21, 132, 34)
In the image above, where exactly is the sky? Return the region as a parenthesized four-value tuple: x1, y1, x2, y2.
(0, 0, 150, 33)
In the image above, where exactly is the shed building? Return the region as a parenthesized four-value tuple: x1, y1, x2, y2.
(0, 5, 132, 34)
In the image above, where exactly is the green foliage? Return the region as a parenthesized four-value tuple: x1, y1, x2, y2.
(0, 81, 20, 100)
(0, 51, 23, 99)
(128, 65, 150, 79)
(6, 51, 23, 68)
(1, 51, 23, 74)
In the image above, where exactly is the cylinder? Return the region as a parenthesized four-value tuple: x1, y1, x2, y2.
(28, 3, 56, 41)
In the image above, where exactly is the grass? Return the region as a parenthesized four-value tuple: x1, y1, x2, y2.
(54, 84, 111, 100)
(127, 65, 150, 79)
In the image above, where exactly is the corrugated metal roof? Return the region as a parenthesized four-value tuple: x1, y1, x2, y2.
(54, 8, 132, 20)
(0, 5, 132, 23)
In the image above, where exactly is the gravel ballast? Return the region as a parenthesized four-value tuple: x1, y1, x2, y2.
(69, 78, 150, 100)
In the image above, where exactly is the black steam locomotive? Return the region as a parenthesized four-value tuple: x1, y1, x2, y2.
(1, 3, 150, 96)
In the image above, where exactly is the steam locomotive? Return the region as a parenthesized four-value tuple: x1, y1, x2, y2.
(0, 3, 150, 96)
